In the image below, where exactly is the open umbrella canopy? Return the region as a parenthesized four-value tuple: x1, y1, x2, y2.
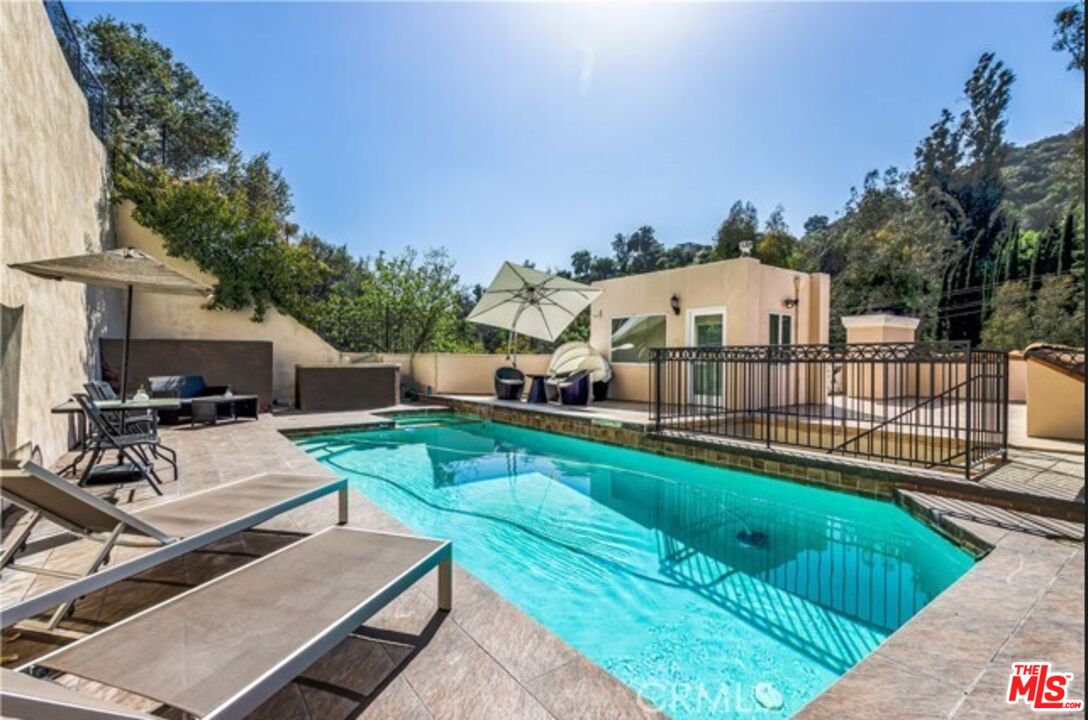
(9, 247, 211, 296)
(467, 262, 601, 342)
(10, 247, 212, 400)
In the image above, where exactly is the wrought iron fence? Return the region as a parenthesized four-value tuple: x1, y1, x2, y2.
(650, 342, 1008, 478)
(43, 1, 108, 142)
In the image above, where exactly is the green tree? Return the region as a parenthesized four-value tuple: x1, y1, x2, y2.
(1053, 3, 1085, 72)
(980, 281, 1033, 349)
(712, 201, 758, 259)
(754, 205, 796, 267)
(612, 226, 663, 275)
(912, 53, 1016, 342)
(79, 17, 237, 177)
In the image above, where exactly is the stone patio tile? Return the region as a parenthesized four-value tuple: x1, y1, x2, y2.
(365, 579, 445, 637)
(301, 635, 398, 696)
(525, 656, 660, 720)
(451, 581, 579, 685)
(971, 543, 1076, 590)
(400, 619, 555, 720)
(247, 683, 309, 720)
(873, 601, 1022, 691)
(358, 676, 434, 720)
(796, 655, 966, 719)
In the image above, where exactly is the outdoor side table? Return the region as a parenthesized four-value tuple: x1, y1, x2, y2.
(526, 374, 549, 404)
(189, 395, 259, 427)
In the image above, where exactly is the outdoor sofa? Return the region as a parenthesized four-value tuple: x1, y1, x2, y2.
(148, 374, 231, 424)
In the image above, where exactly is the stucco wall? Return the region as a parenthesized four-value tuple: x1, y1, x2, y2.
(1026, 360, 1084, 440)
(588, 259, 830, 402)
(114, 202, 344, 406)
(1008, 352, 1026, 403)
(0, 2, 121, 463)
(408, 353, 550, 395)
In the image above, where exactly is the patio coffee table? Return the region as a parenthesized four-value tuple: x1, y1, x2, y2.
(190, 394, 259, 427)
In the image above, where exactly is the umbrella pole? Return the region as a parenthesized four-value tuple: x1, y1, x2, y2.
(120, 284, 133, 409)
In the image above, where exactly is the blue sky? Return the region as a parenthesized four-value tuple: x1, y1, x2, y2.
(69, 2, 1083, 285)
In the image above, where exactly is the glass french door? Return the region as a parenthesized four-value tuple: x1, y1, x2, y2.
(687, 309, 725, 407)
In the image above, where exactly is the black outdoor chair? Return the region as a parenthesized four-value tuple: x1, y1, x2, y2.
(558, 370, 590, 406)
(74, 394, 176, 495)
(494, 367, 526, 401)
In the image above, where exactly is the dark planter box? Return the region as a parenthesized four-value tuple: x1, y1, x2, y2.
(295, 364, 399, 412)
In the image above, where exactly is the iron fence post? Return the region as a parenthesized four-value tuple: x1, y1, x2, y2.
(965, 347, 973, 481)
(653, 350, 662, 432)
(764, 348, 772, 448)
(1002, 351, 1009, 463)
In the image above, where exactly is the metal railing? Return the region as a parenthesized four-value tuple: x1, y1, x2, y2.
(43, 1, 108, 142)
(650, 342, 1008, 478)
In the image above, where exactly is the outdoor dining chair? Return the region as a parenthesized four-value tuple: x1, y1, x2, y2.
(85, 380, 156, 434)
(73, 394, 175, 494)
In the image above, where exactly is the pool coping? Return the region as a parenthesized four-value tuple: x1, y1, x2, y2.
(424, 395, 1085, 524)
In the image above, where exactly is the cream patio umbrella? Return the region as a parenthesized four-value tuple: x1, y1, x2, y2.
(9, 247, 212, 401)
(467, 262, 602, 365)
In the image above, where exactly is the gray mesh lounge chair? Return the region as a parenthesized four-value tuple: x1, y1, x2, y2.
(0, 667, 155, 719)
(0, 461, 348, 630)
(7, 527, 452, 720)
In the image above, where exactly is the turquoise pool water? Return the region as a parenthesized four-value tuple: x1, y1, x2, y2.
(299, 413, 972, 718)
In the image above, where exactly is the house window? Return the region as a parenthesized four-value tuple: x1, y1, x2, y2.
(610, 314, 666, 363)
(769, 313, 793, 346)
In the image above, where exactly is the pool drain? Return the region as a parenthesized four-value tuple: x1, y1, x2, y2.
(754, 682, 784, 710)
(736, 530, 768, 549)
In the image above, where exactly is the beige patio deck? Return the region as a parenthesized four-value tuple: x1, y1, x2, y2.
(1, 408, 1083, 719)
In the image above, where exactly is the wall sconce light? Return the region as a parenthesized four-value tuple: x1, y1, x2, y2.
(783, 276, 800, 310)
(670, 294, 681, 315)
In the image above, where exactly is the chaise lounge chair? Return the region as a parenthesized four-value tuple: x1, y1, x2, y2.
(0, 461, 348, 630)
(3, 526, 451, 719)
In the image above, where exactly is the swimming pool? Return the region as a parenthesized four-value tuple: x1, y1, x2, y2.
(299, 413, 973, 718)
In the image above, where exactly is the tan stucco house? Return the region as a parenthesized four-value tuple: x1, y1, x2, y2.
(588, 258, 831, 401)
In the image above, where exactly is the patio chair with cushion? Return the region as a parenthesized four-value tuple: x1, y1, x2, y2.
(0, 461, 348, 631)
(4, 527, 451, 720)
(149, 375, 231, 425)
(494, 366, 526, 400)
(558, 370, 591, 406)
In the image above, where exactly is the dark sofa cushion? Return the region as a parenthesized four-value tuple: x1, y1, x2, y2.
(149, 375, 207, 398)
